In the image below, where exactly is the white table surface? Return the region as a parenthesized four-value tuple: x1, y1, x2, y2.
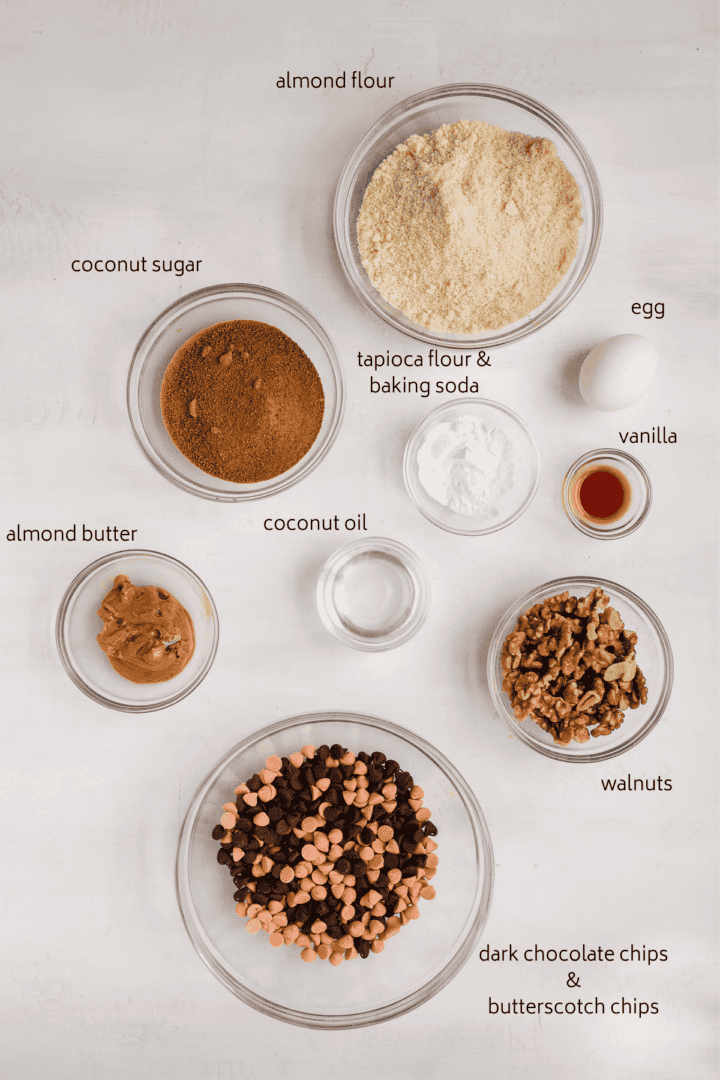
(1, 1, 717, 1077)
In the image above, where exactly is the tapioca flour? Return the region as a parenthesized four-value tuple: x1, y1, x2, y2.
(416, 413, 516, 516)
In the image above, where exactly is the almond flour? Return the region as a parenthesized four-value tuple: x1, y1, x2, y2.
(357, 119, 583, 334)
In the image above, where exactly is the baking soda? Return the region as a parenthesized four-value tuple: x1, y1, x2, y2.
(416, 413, 515, 516)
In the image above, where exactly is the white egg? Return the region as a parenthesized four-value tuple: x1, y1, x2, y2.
(579, 334, 657, 411)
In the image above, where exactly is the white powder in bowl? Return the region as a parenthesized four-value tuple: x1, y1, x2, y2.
(416, 413, 515, 516)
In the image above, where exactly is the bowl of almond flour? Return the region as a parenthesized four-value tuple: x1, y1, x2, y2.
(334, 84, 602, 348)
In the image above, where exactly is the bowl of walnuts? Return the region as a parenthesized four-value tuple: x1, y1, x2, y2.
(486, 577, 673, 762)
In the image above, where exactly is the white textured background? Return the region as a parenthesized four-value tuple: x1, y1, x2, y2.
(1, 1, 717, 1077)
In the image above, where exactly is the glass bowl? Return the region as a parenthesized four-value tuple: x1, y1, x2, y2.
(56, 550, 219, 712)
(128, 284, 345, 501)
(176, 711, 494, 1028)
(562, 448, 652, 539)
(487, 576, 673, 762)
(334, 83, 602, 347)
(403, 397, 540, 535)
(317, 537, 431, 651)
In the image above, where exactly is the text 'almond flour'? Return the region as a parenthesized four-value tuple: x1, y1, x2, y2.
(357, 120, 583, 334)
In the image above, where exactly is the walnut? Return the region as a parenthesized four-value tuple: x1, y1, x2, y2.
(500, 588, 649, 744)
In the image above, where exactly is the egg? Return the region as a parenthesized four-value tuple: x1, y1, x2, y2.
(579, 334, 657, 411)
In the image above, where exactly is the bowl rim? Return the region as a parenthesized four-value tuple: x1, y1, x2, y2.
(334, 81, 603, 347)
(127, 282, 346, 502)
(486, 575, 674, 762)
(402, 396, 541, 535)
(176, 710, 495, 1029)
(561, 448, 653, 539)
(55, 548, 220, 713)
(316, 535, 432, 651)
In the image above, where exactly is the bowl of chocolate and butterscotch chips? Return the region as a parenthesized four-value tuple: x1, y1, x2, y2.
(177, 713, 494, 1027)
(213, 743, 439, 965)
(487, 579, 673, 762)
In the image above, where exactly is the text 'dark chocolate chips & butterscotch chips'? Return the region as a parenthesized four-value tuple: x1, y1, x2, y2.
(501, 587, 648, 745)
(212, 743, 438, 965)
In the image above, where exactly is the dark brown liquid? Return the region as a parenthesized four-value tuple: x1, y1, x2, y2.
(573, 465, 631, 524)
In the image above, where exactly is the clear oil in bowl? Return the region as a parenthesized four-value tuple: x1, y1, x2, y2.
(331, 550, 416, 639)
(318, 537, 431, 651)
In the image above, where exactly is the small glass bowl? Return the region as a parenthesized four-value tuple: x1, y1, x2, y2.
(56, 550, 219, 712)
(317, 537, 431, 651)
(403, 397, 540, 535)
(334, 83, 602, 347)
(487, 576, 673, 762)
(176, 711, 494, 1028)
(128, 284, 345, 501)
(562, 448, 652, 539)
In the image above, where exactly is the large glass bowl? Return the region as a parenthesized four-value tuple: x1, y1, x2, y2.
(128, 284, 345, 501)
(487, 577, 673, 762)
(334, 83, 602, 348)
(176, 711, 494, 1028)
(55, 549, 219, 713)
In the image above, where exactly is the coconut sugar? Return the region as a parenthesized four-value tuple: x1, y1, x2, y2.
(357, 119, 583, 334)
